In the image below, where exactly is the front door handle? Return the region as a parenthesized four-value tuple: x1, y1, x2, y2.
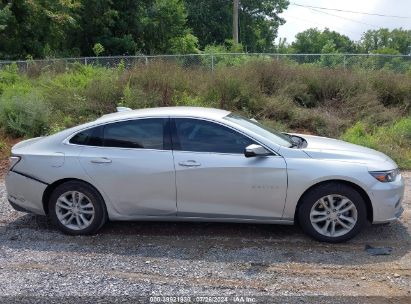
(90, 157, 112, 164)
(178, 160, 201, 167)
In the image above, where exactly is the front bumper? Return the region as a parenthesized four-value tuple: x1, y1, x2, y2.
(5, 171, 47, 215)
(370, 174, 405, 224)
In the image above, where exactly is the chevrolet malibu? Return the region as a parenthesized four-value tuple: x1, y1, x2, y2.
(5, 107, 404, 242)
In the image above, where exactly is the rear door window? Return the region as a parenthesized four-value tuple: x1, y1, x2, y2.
(103, 119, 166, 149)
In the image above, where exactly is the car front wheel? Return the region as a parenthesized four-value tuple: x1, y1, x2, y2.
(48, 181, 107, 235)
(298, 183, 367, 243)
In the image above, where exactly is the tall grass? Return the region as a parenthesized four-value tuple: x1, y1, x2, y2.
(0, 60, 410, 168)
(342, 118, 411, 169)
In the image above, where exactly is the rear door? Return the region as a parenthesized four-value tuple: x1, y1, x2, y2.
(74, 118, 177, 217)
(171, 118, 288, 220)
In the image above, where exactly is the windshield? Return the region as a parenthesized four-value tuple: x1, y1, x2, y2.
(224, 114, 294, 148)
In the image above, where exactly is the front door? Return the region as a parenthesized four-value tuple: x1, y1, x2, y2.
(171, 118, 287, 220)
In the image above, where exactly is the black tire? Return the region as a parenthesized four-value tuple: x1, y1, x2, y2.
(298, 182, 367, 243)
(48, 181, 107, 235)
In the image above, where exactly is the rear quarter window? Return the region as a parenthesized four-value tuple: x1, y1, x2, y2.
(69, 126, 103, 146)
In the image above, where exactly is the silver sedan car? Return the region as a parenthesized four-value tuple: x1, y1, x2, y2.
(5, 107, 404, 242)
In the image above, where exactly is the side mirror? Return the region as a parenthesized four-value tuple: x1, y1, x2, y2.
(244, 144, 271, 158)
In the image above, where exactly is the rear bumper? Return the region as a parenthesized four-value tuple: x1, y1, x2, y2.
(370, 174, 405, 224)
(5, 171, 47, 215)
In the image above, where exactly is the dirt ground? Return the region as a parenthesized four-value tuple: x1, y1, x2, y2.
(0, 172, 409, 303)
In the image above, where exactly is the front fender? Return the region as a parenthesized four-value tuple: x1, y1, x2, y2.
(282, 159, 373, 220)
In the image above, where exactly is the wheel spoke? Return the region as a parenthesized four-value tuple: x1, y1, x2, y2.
(56, 201, 71, 210)
(75, 215, 82, 228)
(327, 195, 335, 209)
(330, 221, 336, 236)
(64, 214, 75, 225)
(59, 211, 72, 220)
(318, 198, 330, 210)
(336, 198, 350, 210)
(77, 192, 85, 204)
(80, 200, 94, 208)
(311, 215, 328, 223)
(337, 219, 351, 230)
(340, 214, 356, 224)
(79, 209, 94, 215)
(79, 214, 90, 226)
(71, 191, 78, 204)
(339, 203, 355, 214)
(81, 202, 93, 209)
(311, 210, 327, 216)
(58, 197, 72, 207)
(321, 220, 331, 234)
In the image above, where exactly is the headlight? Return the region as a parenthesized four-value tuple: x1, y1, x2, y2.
(9, 156, 21, 171)
(369, 169, 400, 183)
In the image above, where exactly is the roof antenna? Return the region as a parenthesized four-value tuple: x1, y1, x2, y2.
(116, 106, 132, 112)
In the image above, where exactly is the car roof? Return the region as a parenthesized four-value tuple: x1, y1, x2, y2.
(96, 107, 231, 123)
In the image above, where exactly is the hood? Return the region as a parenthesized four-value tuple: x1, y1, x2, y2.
(297, 134, 397, 170)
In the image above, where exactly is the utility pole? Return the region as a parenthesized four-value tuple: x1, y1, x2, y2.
(233, 0, 239, 44)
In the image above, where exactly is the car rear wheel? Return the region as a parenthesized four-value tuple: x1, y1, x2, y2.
(48, 181, 107, 235)
(298, 183, 367, 243)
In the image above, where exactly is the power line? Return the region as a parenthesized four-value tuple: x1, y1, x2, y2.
(308, 7, 379, 29)
(286, 15, 364, 36)
(291, 2, 411, 19)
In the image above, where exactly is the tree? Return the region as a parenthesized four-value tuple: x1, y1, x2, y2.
(360, 28, 411, 55)
(292, 28, 356, 54)
(239, 0, 289, 52)
(72, 0, 193, 55)
(70, 0, 119, 56)
(185, 0, 289, 52)
(140, 0, 192, 54)
(0, 0, 81, 59)
(0, 0, 198, 58)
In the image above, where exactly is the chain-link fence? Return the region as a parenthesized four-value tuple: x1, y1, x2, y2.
(1, 53, 411, 74)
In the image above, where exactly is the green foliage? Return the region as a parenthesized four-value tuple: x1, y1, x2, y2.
(203, 41, 261, 67)
(1, 0, 411, 60)
(292, 28, 356, 54)
(92, 43, 105, 56)
(185, 0, 289, 52)
(360, 28, 411, 55)
(238, 0, 289, 52)
(0, 0, 195, 58)
(170, 33, 199, 54)
(319, 41, 345, 68)
(369, 71, 411, 109)
(210, 66, 262, 111)
(172, 92, 210, 107)
(0, 0, 80, 59)
(0, 87, 49, 137)
(0, 59, 410, 167)
(342, 119, 411, 168)
(0, 63, 20, 93)
(0, 3, 12, 31)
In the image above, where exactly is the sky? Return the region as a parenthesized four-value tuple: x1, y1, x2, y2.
(276, 0, 411, 43)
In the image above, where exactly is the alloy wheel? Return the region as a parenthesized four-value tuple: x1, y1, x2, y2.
(55, 191, 95, 231)
(309, 194, 358, 237)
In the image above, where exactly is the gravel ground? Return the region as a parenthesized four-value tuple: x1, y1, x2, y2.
(0, 173, 410, 303)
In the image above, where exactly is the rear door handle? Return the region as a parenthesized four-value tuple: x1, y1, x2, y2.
(178, 160, 201, 167)
(90, 157, 112, 164)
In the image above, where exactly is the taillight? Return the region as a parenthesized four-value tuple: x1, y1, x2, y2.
(9, 156, 21, 171)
